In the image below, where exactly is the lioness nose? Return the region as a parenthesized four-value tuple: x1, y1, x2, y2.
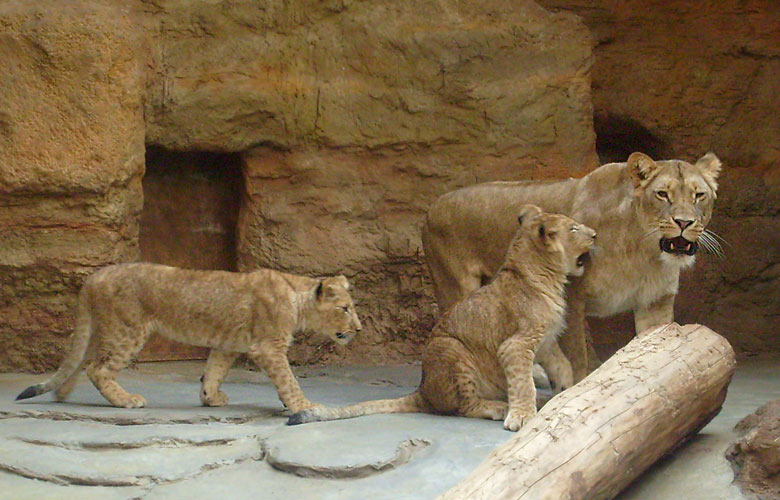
(674, 218, 693, 230)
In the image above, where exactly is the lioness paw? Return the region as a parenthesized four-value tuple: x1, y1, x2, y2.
(503, 408, 535, 431)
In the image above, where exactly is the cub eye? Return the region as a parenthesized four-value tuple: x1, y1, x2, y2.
(695, 192, 706, 201)
(342, 306, 350, 313)
(655, 190, 669, 201)
(570, 226, 578, 232)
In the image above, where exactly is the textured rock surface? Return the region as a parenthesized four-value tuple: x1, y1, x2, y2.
(2, 359, 778, 499)
(1, 0, 777, 372)
(0, 1, 145, 371)
(727, 399, 780, 500)
(0, 0, 597, 370)
(538, 0, 780, 356)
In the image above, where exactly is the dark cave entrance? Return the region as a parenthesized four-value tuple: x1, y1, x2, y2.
(137, 146, 243, 361)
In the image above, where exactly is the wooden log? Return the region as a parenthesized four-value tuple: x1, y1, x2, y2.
(439, 323, 736, 500)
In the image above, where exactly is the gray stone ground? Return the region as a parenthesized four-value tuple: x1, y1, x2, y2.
(0, 359, 777, 500)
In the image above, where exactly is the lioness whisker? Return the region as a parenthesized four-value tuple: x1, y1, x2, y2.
(704, 229, 731, 248)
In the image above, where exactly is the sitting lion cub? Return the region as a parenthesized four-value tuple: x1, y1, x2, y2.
(16, 263, 362, 412)
(289, 206, 595, 431)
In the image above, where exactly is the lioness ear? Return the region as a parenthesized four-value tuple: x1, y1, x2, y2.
(695, 152, 722, 188)
(517, 204, 543, 225)
(315, 281, 323, 299)
(627, 152, 658, 188)
(337, 275, 350, 290)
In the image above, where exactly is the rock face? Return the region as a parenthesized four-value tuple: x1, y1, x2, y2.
(0, 0, 596, 371)
(1, 0, 777, 372)
(727, 399, 780, 500)
(0, 1, 145, 371)
(538, 0, 780, 357)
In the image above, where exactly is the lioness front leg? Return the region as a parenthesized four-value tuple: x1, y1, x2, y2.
(536, 338, 573, 394)
(200, 350, 239, 407)
(634, 293, 675, 336)
(249, 341, 319, 413)
(558, 282, 589, 383)
(498, 334, 538, 431)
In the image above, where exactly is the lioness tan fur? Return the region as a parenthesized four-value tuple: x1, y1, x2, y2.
(288, 206, 595, 431)
(16, 263, 362, 412)
(422, 152, 722, 383)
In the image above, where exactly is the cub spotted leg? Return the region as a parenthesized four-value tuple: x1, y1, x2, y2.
(498, 334, 539, 431)
(420, 336, 508, 421)
(248, 340, 318, 413)
(85, 332, 147, 408)
(200, 350, 239, 407)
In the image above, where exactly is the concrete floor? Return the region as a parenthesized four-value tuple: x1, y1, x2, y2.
(0, 358, 777, 500)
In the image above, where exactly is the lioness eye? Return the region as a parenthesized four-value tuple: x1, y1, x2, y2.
(570, 226, 578, 232)
(695, 192, 706, 201)
(342, 306, 350, 312)
(656, 190, 669, 201)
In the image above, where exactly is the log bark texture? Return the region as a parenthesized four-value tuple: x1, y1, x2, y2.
(439, 323, 736, 500)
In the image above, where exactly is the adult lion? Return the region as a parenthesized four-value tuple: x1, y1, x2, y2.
(422, 152, 722, 382)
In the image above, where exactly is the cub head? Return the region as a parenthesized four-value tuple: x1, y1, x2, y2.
(515, 204, 597, 277)
(309, 275, 362, 345)
(628, 151, 722, 266)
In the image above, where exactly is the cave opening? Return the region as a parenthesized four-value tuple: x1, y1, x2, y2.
(594, 112, 669, 164)
(137, 146, 244, 361)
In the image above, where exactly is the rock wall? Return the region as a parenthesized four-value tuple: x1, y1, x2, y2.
(2, 0, 777, 373)
(0, 0, 597, 371)
(0, 2, 145, 371)
(538, 0, 780, 357)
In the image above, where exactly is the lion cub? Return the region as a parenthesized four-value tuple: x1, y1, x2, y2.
(289, 206, 596, 431)
(16, 263, 362, 412)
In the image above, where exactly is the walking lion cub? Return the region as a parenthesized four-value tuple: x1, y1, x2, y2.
(289, 206, 595, 431)
(16, 263, 362, 412)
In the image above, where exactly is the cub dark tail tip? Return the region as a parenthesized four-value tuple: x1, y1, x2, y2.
(287, 410, 314, 426)
(16, 384, 45, 401)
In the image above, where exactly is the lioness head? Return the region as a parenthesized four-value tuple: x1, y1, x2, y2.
(628, 151, 722, 266)
(309, 275, 362, 345)
(514, 204, 597, 277)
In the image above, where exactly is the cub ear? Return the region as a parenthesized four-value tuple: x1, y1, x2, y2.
(517, 204, 543, 225)
(627, 152, 659, 188)
(336, 275, 350, 290)
(695, 152, 722, 187)
(538, 222, 557, 240)
(315, 280, 323, 299)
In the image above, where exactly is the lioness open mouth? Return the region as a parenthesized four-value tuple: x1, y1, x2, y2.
(660, 236, 698, 256)
(576, 252, 590, 267)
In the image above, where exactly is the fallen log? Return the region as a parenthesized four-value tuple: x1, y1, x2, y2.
(439, 323, 736, 500)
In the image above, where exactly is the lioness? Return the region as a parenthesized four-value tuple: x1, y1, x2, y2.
(288, 206, 595, 431)
(16, 263, 362, 412)
(422, 152, 722, 382)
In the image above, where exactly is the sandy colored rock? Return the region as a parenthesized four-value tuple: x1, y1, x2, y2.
(0, 0, 777, 372)
(0, 0, 145, 371)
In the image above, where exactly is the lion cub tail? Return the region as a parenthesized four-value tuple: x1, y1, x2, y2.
(287, 391, 429, 426)
(15, 290, 94, 402)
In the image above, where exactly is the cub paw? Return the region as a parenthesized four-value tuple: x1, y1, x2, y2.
(120, 394, 147, 409)
(503, 407, 535, 431)
(201, 390, 229, 407)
